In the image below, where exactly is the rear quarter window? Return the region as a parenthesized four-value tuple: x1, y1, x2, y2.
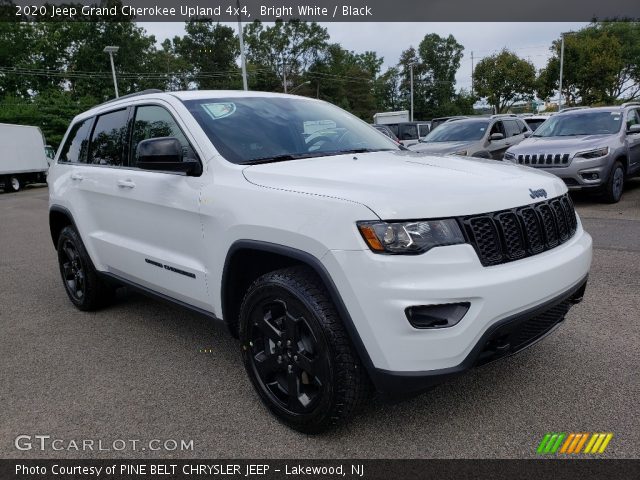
(58, 118, 92, 164)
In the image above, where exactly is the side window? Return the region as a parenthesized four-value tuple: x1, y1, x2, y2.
(88, 109, 129, 166)
(387, 124, 399, 137)
(627, 109, 640, 129)
(59, 118, 92, 164)
(400, 124, 418, 140)
(130, 105, 196, 167)
(490, 121, 505, 138)
(517, 119, 529, 133)
(504, 120, 521, 137)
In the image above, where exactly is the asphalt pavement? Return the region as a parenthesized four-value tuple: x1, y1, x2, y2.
(1, 181, 638, 459)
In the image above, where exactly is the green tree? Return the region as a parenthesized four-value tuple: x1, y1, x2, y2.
(473, 49, 536, 113)
(243, 19, 329, 91)
(171, 20, 239, 90)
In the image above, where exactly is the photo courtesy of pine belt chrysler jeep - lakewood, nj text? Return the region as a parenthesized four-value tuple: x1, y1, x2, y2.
(47, 90, 592, 432)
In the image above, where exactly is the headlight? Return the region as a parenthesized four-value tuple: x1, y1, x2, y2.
(504, 151, 516, 161)
(575, 147, 609, 159)
(451, 149, 467, 156)
(357, 219, 466, 254)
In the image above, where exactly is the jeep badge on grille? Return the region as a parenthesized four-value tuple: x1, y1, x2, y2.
(529, 188, 548, 199)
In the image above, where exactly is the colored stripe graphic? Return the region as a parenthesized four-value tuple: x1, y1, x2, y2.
(538, 433, 613, 454)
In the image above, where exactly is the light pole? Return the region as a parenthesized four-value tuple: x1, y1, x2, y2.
(237, 0, 248, 90)
(103, 46, 119, 98)
(409, 63, 414, 122)
(289, 80, 310, 94)
(558, 34, 565, 111)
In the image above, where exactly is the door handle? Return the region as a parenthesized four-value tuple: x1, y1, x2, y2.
(70, 173, 84, 181)
(117, 179, 136, 189)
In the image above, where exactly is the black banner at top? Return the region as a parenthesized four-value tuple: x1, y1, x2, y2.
(4, 0, 640, 22)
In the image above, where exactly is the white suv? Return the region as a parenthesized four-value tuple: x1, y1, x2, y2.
(48, 90, 592, 432)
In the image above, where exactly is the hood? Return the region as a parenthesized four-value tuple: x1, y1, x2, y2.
(242, 151, 566, 219)
(409, 141, 474, 154)
(507, 134, 617, 155)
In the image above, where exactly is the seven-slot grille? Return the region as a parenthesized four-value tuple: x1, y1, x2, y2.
(516, 153, 571, 167)
(460, 193, 578, 267)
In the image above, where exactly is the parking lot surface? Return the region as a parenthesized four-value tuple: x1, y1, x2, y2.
(1, 181, 638, 459)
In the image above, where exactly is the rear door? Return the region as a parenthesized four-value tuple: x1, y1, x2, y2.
(626, 108, 640, 174)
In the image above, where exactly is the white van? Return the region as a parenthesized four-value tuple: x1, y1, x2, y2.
(0, 123, 50, 192)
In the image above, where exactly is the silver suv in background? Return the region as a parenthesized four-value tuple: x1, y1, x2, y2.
(504, 104, 640, 203)
(410, 115, 532, 159)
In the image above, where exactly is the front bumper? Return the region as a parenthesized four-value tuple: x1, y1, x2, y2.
(509, 156, 611, 189)
(322, 225, 592, 395)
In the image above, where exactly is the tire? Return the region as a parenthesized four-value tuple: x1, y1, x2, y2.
(6, 175, 21, 192)
(57, 226, 115, 311)
(602, 160, 625, 204)
(239, 266, 370, 433)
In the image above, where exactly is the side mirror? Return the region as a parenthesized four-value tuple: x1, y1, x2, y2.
(627, 124, 640, 135)
(136, 137, 201, 175)
(489, 133, 504, 141)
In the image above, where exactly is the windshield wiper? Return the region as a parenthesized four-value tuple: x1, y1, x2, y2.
(239, 153, 323, 165)
(330, 148, 395, 154)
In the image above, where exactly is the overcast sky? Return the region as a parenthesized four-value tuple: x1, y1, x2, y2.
(139, 22, 588, 91)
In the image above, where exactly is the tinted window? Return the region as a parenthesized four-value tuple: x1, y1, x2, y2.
(59, 118, 92, 163)
(88, 109, 128, 166)
(504, 120, 521, 137)
(183, 97, 398, 164)
(423, 119, 489, 142)
(525, 118, 546, 131)
(490, 121, 506, 137)
(400, 124, 418, 140)
(387, 124, 399, 137)
(130, 105, 196, 167)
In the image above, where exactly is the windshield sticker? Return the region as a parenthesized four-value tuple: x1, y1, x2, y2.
(202, 102, 236, 120)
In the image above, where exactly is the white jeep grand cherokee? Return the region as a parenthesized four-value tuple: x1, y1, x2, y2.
(48, 90, 592, 432)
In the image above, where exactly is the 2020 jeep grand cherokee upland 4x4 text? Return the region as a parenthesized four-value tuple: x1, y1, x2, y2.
(48, 91, 592, 432)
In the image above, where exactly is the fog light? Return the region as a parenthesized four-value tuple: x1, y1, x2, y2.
(580, 172, 599, 181)
(405, 303, 470, 329)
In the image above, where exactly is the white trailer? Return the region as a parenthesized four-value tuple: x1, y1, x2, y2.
(0, 123, 49, 192)
(373, 110, 410, 125)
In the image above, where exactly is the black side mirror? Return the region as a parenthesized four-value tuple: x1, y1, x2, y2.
(136, 137, 201, 175)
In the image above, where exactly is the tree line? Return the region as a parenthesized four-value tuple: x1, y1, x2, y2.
(0, 0, 638, 146)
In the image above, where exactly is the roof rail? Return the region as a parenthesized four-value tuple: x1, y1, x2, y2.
(559, 106, 590, 112)
(99, 89, 164, 107)
(621, 101, 640, 108)
(490, 113, 518, 119)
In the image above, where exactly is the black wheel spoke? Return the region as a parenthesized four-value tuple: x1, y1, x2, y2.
(255, 316, 282, 343)
(295, 352, 317, 379)
(286, 369, 301, 408)
(284, 313, 301, 341)
(254, 350, 282, 377)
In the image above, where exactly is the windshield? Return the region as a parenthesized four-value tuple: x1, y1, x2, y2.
(533, 111, 622, 137)
(182, 97, 399, 164)
(422, 120, 489, 142)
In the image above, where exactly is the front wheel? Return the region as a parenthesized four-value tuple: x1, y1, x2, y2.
(6, 175, 21, 192)
(602, 161, 624, 203)
(239, 266, 370, 433)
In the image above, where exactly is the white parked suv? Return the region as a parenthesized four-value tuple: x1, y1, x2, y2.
(48, 90, 592, 432)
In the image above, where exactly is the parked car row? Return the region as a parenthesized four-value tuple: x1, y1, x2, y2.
(404, 103, 640, 203)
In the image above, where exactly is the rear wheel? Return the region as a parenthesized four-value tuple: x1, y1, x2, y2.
(6, 175, 21, 192)
(239, 266, 370, 433)
(602, 161, 624, 203)
(57, 226, 115, 311)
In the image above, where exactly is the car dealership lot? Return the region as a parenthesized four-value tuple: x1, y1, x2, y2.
(1, 183, 638, 459)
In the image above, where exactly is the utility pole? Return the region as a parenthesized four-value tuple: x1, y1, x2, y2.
(471, 51, 474, 97)
(410, 63, 414, 122)
(103, 46, 119, 98)
(282, 56, 287, 93)
(237, 0, 248, 90)
(558, 34, 565, 111)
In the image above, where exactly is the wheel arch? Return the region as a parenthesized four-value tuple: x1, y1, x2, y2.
(49, 205, 76, 250)
(221, 240, 377, 384)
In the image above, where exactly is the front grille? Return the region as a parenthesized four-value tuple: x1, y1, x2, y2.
(517, 153, 570, 168)
(460, 193, 578, 267)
